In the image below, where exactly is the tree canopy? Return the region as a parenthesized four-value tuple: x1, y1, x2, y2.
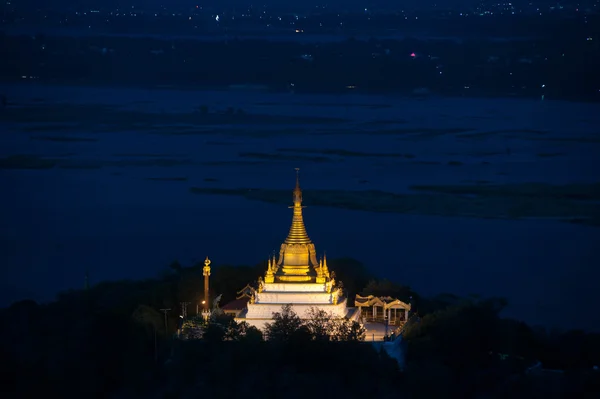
(264, 304, 366, 343)
(1, 258, 599, 398)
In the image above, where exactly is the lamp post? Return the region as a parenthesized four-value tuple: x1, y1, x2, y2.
(180, 301, 191, 319)
(152, 324, 158, 364)
(160, 308, 171, 333)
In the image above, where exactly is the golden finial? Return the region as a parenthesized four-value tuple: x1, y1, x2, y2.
(203, 256, 211, 277)
(285, 168, 311, 244)
(315, 256, 326, 283)
(293, 167, 302, 207)
(265, 256, 275, 283)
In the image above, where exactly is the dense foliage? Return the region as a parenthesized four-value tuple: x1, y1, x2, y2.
(166, 338, 400, 399)
(1, 258, 599, 398)
(264, 304, 366, 342)
(402, 298, 600, 398)
(180, 313, 264, 343)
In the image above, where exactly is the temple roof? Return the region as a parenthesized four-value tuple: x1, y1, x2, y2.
(355, 295, 411, 310)
(236, 284, 255, 299)
(222, 297, 250, 311)
(284, 168, 312, 245)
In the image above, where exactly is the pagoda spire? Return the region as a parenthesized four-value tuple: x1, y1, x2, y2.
(285, 168, 311, 244)
(293, 167, 302, 207)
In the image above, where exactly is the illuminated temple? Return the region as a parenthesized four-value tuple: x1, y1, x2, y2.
(235, 170, 360, 330)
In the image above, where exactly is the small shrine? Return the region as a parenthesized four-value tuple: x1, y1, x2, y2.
(354, 295, 411, 326)
(222, 285, 254, 318)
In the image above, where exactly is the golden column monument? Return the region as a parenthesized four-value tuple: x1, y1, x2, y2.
(203, 256, 211, 310)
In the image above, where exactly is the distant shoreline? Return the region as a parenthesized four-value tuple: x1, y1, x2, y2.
(2, 26, 544, 45)
(2, 79, 598, 105)
(3, 24, 598, 103)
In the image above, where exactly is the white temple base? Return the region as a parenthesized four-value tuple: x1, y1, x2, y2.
(236, 304, 362, 332)
(245, 299, 349, 319)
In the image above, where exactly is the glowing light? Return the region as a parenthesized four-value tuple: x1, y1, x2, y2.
(410, 52, 416, 57)
(215, 15, 219, 22)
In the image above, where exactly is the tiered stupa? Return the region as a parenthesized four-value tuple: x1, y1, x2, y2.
(235, 169, 359, 330)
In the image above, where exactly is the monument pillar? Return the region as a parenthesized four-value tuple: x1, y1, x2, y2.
(203, 256, 211, 310)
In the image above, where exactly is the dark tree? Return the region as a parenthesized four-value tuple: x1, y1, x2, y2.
(264, 304, 303, 342)
(203, 323, 226, 343)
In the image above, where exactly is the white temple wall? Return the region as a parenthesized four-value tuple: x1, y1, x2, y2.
(245, 300, 348, 319)
(263, 283, 326, 292)
(256, 291, 333, 304)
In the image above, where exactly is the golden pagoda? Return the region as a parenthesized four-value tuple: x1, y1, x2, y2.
(270, 168, 327, 283)
(235, 169, 359, 331)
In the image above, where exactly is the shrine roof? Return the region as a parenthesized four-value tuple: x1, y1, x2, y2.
(222, 297, 250, 311)
(355, 295, 411, 309)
